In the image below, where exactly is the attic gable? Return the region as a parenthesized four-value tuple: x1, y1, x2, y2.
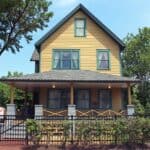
(35, 4, 124, 50)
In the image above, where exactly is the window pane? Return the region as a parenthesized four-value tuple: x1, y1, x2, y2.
(61, 52, 71, 69)
(98, 51, 109, 69)
(98, 52, 108, 60)
(76, 28, 84, 36)
(53, 52, 61, 69)
(48, 90, 61, 109)
(61, 90, 70, 108)
(121, 89, 128, 109)
(98, 90, 111, 109)
(62, 52, 71, 60)
(71, 51, 79, 69)
(72, 60, 79, 69)
(100, 60, 109, 69)
(61, 60, 71, 69)
(72, 51, 78, 59)
(48, 89, 69, 109)
(76, 90, 89, 109)
(76, 20, 84, 28)
(53, 59, 60, 69)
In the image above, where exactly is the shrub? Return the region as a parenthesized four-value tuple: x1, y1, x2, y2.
(145, 102, 150, 115)
(62, 120, 72, 144)
(126, 117, 143, 143)
(112, 117, 128, 144)
(26, 119, 42, 145)
(141, 118, 150, 143)
(76, 120, 93, 144)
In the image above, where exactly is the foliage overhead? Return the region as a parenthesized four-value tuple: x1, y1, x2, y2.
(0, 0, 53, 55)
(122, 27, 150, 81)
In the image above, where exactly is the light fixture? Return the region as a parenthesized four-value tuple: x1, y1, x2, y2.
(108, 84, 111, 89)
(52, 84, 56, 89)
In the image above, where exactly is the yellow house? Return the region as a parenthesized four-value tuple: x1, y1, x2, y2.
(1, 4, 139, 116)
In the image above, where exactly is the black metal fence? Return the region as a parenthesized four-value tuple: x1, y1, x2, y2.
(0, 115, 149, 145)
(0, 115, 27, 145)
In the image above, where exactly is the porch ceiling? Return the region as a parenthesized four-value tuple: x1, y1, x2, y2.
(0, 70, 140, 91)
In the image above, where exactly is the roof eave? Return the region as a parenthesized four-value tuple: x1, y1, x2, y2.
(0, 79, 140, 83)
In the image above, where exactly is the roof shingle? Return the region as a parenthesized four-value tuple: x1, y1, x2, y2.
(0, 70, 140, 83)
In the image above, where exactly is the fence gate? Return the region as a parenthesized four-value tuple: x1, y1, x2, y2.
(0, 115, 27, 145)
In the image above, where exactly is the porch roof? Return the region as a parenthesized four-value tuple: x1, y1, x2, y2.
(0, 70, 139, 83)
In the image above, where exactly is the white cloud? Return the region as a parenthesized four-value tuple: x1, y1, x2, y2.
(55, 0, 78, 7)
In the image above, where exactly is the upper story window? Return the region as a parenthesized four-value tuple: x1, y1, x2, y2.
(53, 50, 79, 70)
(74, 18, 86, 37)
(97, 50, 110, 70)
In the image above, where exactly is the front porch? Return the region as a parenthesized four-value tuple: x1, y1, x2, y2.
(41, 83, 130, 116)
(0, 70, 139, 117)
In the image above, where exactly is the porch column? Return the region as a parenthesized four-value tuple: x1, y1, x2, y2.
(128, 83, 131, 105)
(68, 84, 76, 117)
(127, 83, 135, 115)
(7, 85, 16, 118)
(70, 83, 74, 105)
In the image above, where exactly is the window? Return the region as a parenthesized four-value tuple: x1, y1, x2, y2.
(75, 18, 86, 37)
(48, 89, 69, 109)
(75, 89, 90, 109)
(98, 90, 112, 109)
(121, 89, 128, 109)
(97, 50, 110, 70)
(53, 50, 79, 69)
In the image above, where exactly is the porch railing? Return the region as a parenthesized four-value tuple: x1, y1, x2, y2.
(43, 107, 68, 116)
(43, 107, 125, 117)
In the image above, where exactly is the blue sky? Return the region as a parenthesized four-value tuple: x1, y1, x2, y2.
(0, 0, 150, 77)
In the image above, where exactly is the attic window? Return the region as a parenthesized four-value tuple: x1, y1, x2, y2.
(74, 18, 86, 37)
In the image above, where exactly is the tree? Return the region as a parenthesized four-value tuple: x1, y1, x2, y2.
(0, 0, 53, 55)
(122, 27, 150, 109)
(122, 27, 150, 81)
(0, 72, 32, 110)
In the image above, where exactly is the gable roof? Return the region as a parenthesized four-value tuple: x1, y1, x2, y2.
(35, 4, 125, 50)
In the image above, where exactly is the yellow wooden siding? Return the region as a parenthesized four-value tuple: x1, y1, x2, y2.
(112, 88, 122, 111)
(40, 11, 121, 75)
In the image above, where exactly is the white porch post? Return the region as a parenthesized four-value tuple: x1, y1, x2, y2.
(127, 83, 135, 115)
(34, 105, 43, 119)
(68, 83, 76, 117)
